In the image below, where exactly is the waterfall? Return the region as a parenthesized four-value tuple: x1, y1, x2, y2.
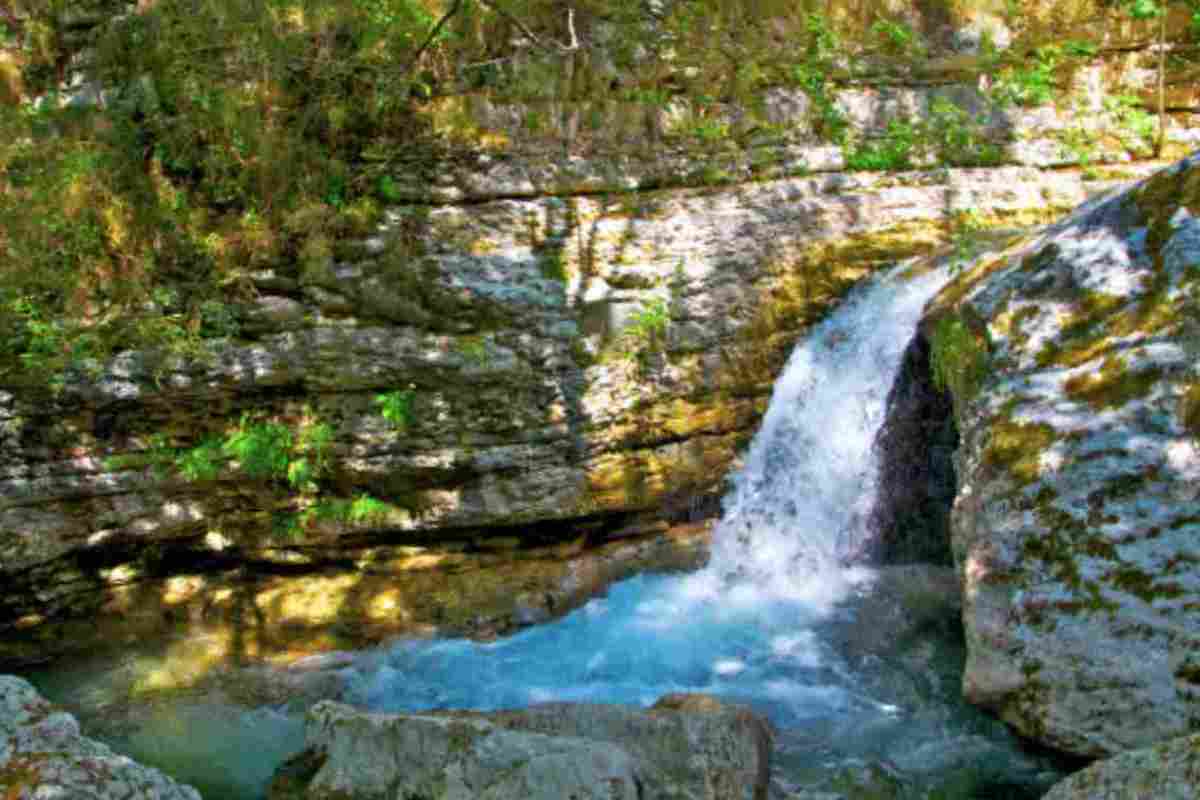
(345, 261, 952, 724)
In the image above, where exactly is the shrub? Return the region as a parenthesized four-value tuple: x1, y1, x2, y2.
(619, 296, 670, 362)
(991, 46, 1059, 107)
(928, 99, 1003, 167)
(844, 119, 919, 171)
(221, 417, 294, 480)
(376, 389, 416, 429)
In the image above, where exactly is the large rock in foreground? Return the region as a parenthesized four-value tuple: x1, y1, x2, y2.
(1041, 733, 1200, 799)
(929, 151, 1200, 756)
(0, 674, 200, 800)
(270, 694, 771, 800)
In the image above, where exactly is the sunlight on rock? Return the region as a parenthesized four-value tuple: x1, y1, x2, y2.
(1164, 439, 1200, 479)
(163, 576, 207, 605)
(256, 575, 357, 624)
(204, 531, 233, 551)
(102, 564, 140, 585)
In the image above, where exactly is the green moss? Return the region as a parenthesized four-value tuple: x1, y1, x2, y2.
(1082, 536, 1118, 560)
(930, 312, 990, 406)
(1063, 356, 1163, 410)
(1023, 528, 1082, 589)
(1033, 291, 1127, 368)
(1108, 565, 1186, 603)
(985, 419, 1056, 486)
(1176, 663, 1200, 685)
(1179, 382, 1200, 440)
(456, 335, 489, 366)
(1135, 165, 1200, 264)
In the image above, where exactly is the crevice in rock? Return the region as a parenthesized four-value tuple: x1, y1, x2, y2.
(869, 329, 959, 565)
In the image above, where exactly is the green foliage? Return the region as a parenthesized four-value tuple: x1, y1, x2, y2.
(176, 436, 224, 481)
(1058, 125, 1099, 171)
(844, 119, 918, 171)
(457, 336, 489, 365)
(1180, 382, 1200, 440)
(345, 493, 393, 522)
(537, 244, 569, 282)
(927, 99, 1004, 167)
(221, 417, 294, 480)
(930, 314, 989, 404)
(617, 296, 670, 364)
(685, 116, 731, 143)
(991, 45, 1060, 107)
(789, 13, 850, 146)
(377, 175, 405, 203)
(947, 210, 988, 272)
(376, 389, 416, 429)
(280, 492, 393, 538)
(1104, 94, 1157, 154)
(1126, 0, 1165, 18)
(870, 19, 923, 57)
(1063, 39, 1098, 58)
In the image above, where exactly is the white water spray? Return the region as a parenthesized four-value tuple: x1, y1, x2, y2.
(346, 262, 952, 723)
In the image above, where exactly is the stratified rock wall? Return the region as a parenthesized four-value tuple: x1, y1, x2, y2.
(929, 152, 1200, 757)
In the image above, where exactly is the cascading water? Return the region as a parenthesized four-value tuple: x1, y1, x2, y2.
(343, 262, 954, 727)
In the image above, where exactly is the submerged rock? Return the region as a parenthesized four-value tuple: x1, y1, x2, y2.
(270, 694, 771, 800)
(1041, 733, 1200, 799)
(0, 674, 201, 800)
(927, 151, 1200, 756)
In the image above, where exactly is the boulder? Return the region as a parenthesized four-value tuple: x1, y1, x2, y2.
(928, 151, 1200, 756)
(1041, 733, 1200, 800)
(0, 674, 201, 800)
(270, 694, 771, 800)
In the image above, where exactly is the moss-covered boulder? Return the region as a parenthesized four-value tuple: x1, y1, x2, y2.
(927, 151, 1200, 757)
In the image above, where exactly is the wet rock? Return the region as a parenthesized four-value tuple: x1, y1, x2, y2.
(870, 333, 959, 565)
(0, 674, 201, 800)
(270, 694, 771, 800)
(1041, 733, 1200, 799)
(928, 151, 1200, 756)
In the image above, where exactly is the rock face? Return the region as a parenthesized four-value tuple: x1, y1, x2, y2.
(270, 694, 771, 800)
(870, 332, 959, 564)
(0, 674, 201, 800)
(926, 152, 1200, 757)
(2, 0, 1198, 671)
(1041, 733, 1200, 800)
(0, 161, 1140, 669)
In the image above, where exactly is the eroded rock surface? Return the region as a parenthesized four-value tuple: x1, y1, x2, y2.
(1041, 733, 1200, 800)
(270, 694, 771, 800)
(0, 674, 201, 800)
(928, 151, 1200, 756)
